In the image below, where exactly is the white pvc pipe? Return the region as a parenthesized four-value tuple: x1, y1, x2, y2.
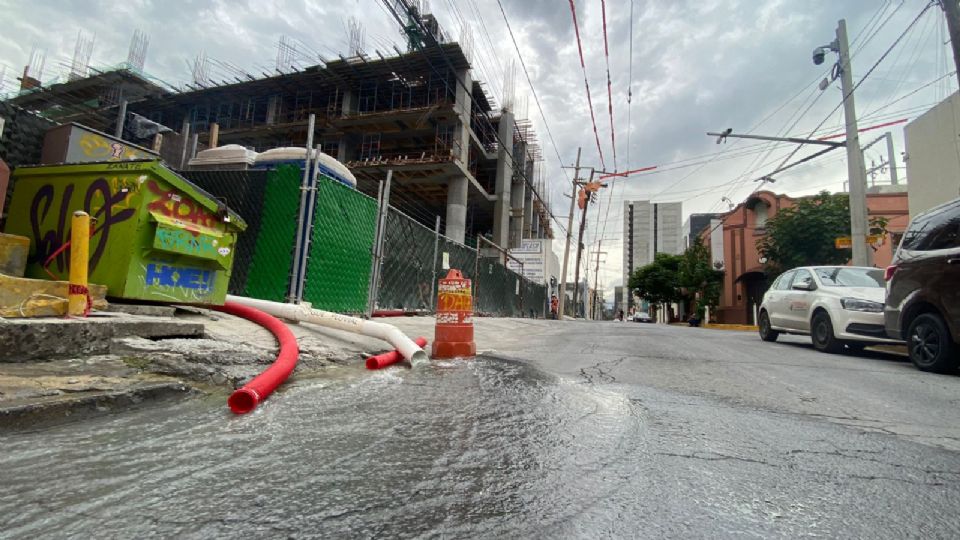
(226, 295, 429, 366)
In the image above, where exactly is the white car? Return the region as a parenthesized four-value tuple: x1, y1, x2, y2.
(758, 266, 901, 353)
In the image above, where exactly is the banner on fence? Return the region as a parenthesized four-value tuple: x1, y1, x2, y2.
(506, 239, 548, 284)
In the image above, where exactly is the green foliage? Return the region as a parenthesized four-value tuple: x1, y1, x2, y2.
(757, 191, 888, 272)
(628, 252, 683, 305)
(627, 237, 725, 311)
(679, 236, 725, 310)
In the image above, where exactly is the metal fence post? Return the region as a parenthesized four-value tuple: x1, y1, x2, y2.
(289, 113, 315, 303)
(519, 261, 525, 316)
(430, 215, 441, 312)
(295, 142, 322, 303)
(473, 234, 481, 312)
(366, 170, 392, 317)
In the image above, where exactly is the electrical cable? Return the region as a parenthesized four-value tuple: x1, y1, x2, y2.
(567, 0, 606, 171)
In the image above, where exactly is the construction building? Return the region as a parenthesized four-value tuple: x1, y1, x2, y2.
(4, 14, 554, 248)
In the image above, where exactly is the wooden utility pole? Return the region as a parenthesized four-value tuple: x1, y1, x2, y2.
(572, 169, 595, 318)
(942, 0, 960, 89)
(558, 148, 581, 318)
(591, 248, 607, 320)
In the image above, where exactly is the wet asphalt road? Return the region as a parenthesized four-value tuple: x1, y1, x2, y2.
(2, 320, 960, 538)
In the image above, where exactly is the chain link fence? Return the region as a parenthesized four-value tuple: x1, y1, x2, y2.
(174, 163, 546, 318)
(179, 169, 269, 295)
(375, 207, 437, 311)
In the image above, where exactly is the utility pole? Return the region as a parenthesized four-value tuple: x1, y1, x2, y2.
(591, 248, 607, 320)
(942, 0, 960, 89)
(885, 132, 898, 185)
(572, 169, 595, 318)
(558, 147, 581, 319)
(836, 19, 872, 267)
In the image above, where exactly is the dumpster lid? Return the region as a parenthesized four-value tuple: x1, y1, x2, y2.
(13, 159, 247, 230)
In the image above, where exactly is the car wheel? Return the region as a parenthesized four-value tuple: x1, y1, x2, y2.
(758, 311, 778, 342)
(907, 313, 959, 373)
(811, 311, 843, 354)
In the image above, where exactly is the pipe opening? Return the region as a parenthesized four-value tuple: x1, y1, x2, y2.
(228, 388, 260, 415)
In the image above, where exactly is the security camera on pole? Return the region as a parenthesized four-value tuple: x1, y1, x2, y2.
(812, 19, 871, 267)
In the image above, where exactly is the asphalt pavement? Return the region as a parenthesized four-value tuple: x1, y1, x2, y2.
(2, 319, 958, 538)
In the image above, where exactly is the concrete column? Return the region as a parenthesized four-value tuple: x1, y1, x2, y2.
(492, 111, 514, 247)
(337, 135, 349, 162)
(341, 90, 354, 117)
(509, 142, 527, 248)
(445, 176, 468, 243)
(523, 182, 534, 238)
(455, 69, 472, 165)
(266, 95, 279, 125)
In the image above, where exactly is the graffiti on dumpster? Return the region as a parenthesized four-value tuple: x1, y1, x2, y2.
(155, 227, 221, 258)
(76, 132, 152, 161)
(146, 180, 217, 232)
(145, 263, 213, 291)
(29, 177, 136, 273)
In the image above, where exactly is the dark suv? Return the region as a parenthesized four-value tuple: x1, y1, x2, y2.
(884, 197, 960, 373)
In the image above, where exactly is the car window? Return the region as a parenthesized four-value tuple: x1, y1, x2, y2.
(901, 201, 960, 252)
(774, 270, 796, 290)
(792, 269, 814, 289)
(814, 267, 884, 287)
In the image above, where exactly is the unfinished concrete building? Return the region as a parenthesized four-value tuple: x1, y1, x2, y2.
(113, 43, 553, 246)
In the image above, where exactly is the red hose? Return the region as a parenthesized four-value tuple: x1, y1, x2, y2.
(366, 337, 428, 370)
(213, 301, 300, 414)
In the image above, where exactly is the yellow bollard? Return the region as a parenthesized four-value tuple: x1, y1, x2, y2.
(68, 211, 91, 317)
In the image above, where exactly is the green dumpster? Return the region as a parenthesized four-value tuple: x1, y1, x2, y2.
(4, 159, 247, 305)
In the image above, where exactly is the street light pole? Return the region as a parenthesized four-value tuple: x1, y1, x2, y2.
(558, 147, 581, 318)
(836, 19, 872, 267)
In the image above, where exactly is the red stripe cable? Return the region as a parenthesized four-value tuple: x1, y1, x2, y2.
(568, 0, 606, 171)
(42, 224, 99, 280)
(601, 0, 617, 171)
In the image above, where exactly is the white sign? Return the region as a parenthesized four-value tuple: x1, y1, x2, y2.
(507, 240, 546, 284)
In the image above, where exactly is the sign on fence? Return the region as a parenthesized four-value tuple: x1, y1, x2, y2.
(507, 239, 546, 284)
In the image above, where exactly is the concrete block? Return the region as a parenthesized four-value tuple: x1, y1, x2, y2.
(0, 273, 108, 317)
(0, 233, 29, 277)
(106, 303, 177, 318)
(0, 313, 205, 362)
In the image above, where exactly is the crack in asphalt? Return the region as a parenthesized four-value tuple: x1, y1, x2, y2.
(579, 357, 625, 384)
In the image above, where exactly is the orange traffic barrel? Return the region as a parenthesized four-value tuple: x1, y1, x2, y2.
(432, 269, 476, 359)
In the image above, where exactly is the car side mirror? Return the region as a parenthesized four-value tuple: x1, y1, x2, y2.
(792, 281, 813, 291)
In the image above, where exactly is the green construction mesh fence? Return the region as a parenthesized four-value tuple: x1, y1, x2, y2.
(303, 175, 378, 313)
(244, 165, 301, 301)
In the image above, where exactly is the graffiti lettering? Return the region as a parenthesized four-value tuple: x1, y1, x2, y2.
(145, 263, 213, 291)
(105, 162, 147, 170)
(146, 180, 216, 231)
(28, 178, 136, 273)
(155, 227, 219, 258)
(437, 291, 472, 312)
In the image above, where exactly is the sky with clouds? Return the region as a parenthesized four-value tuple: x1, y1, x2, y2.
(0, 0, 955, 296)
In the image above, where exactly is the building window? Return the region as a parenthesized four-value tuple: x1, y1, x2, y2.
(755, 201, 769, 229)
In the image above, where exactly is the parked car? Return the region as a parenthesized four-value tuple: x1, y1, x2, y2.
(634, 312, 654, 323)
(758, 266, 900, 353)
(884, 197, 960, 373)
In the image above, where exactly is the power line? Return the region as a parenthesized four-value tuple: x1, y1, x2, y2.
(494, 0, 570, 184)
(600, 0, 616, 171)
(567, 0, 606, 171)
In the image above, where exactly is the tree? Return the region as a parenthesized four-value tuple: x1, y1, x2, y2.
(678, 236, 725, 315)
(628, 252, 684, 305)
(757, 191, 888, 272)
